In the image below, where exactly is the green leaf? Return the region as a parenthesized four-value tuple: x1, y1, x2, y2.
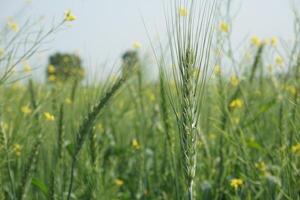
(246, 139, 263, 151)
(242, 98, 277, 128)
(31, 178, 48, 197)
(66, 142, 75, 156)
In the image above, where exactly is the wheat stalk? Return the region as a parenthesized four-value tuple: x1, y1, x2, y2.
(66, 72, 128, 200)
(163, 0, 217, 198)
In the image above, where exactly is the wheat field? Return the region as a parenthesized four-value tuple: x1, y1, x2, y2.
(0, 0, 300, 199)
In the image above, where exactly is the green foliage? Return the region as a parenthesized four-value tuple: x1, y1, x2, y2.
(0, 70, 299, 200)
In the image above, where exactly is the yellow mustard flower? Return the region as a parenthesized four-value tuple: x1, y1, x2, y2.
(23, 62, 32, 73)
(21, 105, 32, 114)
(255, 161, 267, 174)
(64, 10, 76, 21)
(7, 20, 19, 32)
(132, 41, 142, 49)
(147, 92, 156, 102)
(229, 99, 244, 110)
(285, 85, 297, 96)
(230, 178, 243, 190)
(275, 55, 284, 66)
(114, 179, 124, 186)
(131, 139, 141, 150)
(230, 75, 240, 86)
(292, 143, 300, 154)
(48, 65, 56, 73)
(270, 36, 278, 47)
(48, 75, 56, 82)
(44, 112, 55, 121)
(251, 35, 261, 47)
(13, 144, 22, 157)
(178, 7, 188, 17)
(219, 21, 230, 33)
(214, 65, 221, 76)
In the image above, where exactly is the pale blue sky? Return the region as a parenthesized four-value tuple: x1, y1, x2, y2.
(0, 0, 298, 79)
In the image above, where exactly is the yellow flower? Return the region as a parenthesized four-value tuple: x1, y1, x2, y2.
(214, 65, 221, 76)
(13, 144, 22, 157)
(178, 7, 188, 17)
(131, 139, 141, 150)
(285, 85, 297, 96)
(23, 62, 32, 73)
(219, 21, 230, 33)
(229, 99, 244, 110)
(21, 105, 32, 114)
(132, 41, 142, 49)
(44, 112, 55, 121)
(7, 20, 19, 32)
(270, 36, 278, 47)
(251, 35, 261, 47)
(48, 75, 56, 82)
(230, 75, 240, 86)
(147, 92, 156, 102)
(48, 65, 56, 73)
(291, 143, 300, 154)
(114, 179, 124, 186)
(230, 178, 243, 190)
(255, 161, 268, 175)
(275, 55, 284, 66)
(65, 98, 73, 105)
(64, 10, 76, 21)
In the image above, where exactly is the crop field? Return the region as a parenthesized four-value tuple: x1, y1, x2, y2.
(0, 0, 300, 200)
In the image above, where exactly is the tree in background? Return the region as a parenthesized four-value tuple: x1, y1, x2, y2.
(46, 53, 85, 83)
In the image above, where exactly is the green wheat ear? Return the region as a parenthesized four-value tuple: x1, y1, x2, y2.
(66, 71, 129, 200)
(162, 0, 217, 199)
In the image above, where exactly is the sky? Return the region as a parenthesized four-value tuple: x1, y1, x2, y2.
(0, 0, 299, 80)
